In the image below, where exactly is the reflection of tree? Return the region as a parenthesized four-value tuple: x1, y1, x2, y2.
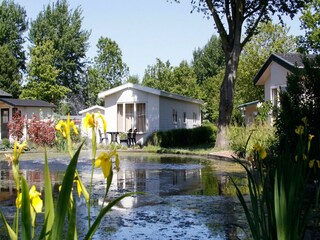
(200, 164, 219, 195)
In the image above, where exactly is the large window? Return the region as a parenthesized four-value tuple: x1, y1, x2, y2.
(117, 103, 146, 132)
(272, 88, 278, 107)
(136, 103, 146, 132)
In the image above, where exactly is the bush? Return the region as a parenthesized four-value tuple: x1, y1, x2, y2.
(146, 125, 217, 148)
(1, 138, 10, 148)
(276, 55, 320, 160)
(229, 123, 276, 159)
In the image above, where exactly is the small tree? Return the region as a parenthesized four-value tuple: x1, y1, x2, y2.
(27, 114, 56, 147)
(8, 110, 25, 141)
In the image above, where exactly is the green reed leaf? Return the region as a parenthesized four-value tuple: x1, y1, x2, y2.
(49, 142, 83, 240)
(21, 177, 32, 240)
(0, 210, 17, 240)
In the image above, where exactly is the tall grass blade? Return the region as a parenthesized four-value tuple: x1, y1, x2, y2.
(49, 142, 83, 239)
(0, 210, 17, 240)
(84, 192, 136, 240)
(43, 147, 54, 238)
(21, 177, 32, 240)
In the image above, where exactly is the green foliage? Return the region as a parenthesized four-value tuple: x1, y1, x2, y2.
(1, 138, 10, 148)
(146, 125, 217, 148)
(299, 0, 320, 53)
(21, 40, 70, 105)
(255, 101, 273, 124)
(142, 59, 203, 103)
(192, 35, 224, 84)
(235, 22, 297, 109)
(229, 124, 276, 159)
(276, 55, 320, 159)
(232, 119, 317, 239)
(0, 44, 22, 98)
(29, 0, 90, 100)
(0, 0, 28, 71)
(94, 36, 129, 88)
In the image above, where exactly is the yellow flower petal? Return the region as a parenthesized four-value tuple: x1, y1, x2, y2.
(295, 125, 304, 135)
(317, 160, 320, 169)
(75, 180, 82, 198)
(16, 193, 22, 208)
(97, 112, 107, 132)
(101, 159, 112, 178)
(309, 160, 315, 168)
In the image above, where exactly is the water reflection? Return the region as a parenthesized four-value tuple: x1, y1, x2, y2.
(0, 153, 248, 239)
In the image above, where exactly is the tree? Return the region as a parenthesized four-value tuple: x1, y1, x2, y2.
(0, 0, 28, 97)
(29, 0, 90, 94)
(127, 75, 140, 84)
(0, 0, 27, 71)
(177, 0, 307, 148)
(93, 37, 129, 89)
(20, 40, 70, 106)
(192, 35, 225, 122)
(192, 35, 224, 84)
(0, 44, 22, 97)
(142, 58, 174, 91)
(235, 22, 297, 107)
(299, 0, 320, 53)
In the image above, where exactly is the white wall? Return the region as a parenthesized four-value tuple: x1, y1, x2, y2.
(159, 96, 201, 131)
(265, 62, 290, 101)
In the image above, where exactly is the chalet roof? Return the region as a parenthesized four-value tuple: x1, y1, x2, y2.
(0, 89, 12, 98)
(253, 53, 316, 85)
(79, 105, 106, 114)
(98, 83, 204, 105)
(0, 98, 55, 108)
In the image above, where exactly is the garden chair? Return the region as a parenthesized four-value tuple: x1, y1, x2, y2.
(99, 129, 108, 144)
(127, 128, 132, 146)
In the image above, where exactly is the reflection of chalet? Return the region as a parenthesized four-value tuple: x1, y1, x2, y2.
(0, 89, 55, 139)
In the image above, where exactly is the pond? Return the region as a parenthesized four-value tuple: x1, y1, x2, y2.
(0, 151, 248, 239)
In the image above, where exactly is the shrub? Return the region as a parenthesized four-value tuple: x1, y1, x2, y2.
(229, 123, 276, 159)
(146, 125, 217, 148)
(1, 138, 10, 148)
(8, 111, 25, 141)
(276, 55, 320, 160)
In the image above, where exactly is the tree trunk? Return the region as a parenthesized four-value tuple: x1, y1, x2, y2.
(214, 49, 240, 149)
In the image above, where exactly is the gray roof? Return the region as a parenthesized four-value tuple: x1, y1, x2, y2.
(253, 53, 317, 85)
(0, 98, 56, 108)
(0, 89, 12, 98)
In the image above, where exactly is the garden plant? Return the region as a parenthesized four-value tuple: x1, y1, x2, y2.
(0, 113, 132, 239)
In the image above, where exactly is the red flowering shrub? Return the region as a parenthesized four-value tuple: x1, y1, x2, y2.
(27, 114, 56, 147)
(8, 111, 25, 141)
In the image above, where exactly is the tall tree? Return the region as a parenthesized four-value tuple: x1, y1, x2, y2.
(0, 0, 27, 97)
(20, 40, 70, 106)
(192, 35, 225, 122)
(177, 0, 307, 148)
(93, 36, 129, 89)
(192, 35, 224, 84)
(29, 0, 90, 95)
(142, 58, 174, 91)
(235, 22, 297, 106)
(299, 0, 320, 53)
(0, 44, 21, 97)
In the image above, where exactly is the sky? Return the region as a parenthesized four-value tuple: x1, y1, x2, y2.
(14, 0, 303, 78)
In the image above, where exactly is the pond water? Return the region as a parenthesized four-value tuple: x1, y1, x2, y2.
(0, 151, 248, 239)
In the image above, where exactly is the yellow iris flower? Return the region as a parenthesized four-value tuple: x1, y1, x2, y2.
(55, 113, 78, 139)
(13, 141, 27, 164)
(253, 143, 267, 160)
(95, 151, 119, 178)
(309, 159, 320, 169)
(295, 125, 304, 135)
(74, 179, 83, 198)
(16, 185, 43, 213)
(83, 112, 107, 132)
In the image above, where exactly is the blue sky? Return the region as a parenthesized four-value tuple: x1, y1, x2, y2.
(15, 0, 303, 78)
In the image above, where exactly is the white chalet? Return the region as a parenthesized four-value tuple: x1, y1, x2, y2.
(97, 83, 203, 145)
(239, 53, 316, 124)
